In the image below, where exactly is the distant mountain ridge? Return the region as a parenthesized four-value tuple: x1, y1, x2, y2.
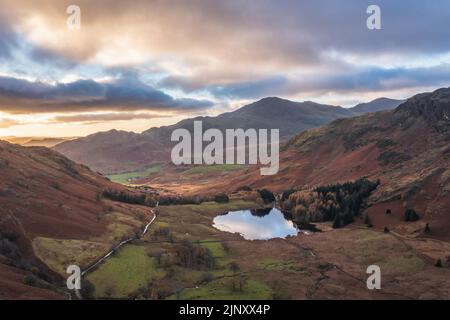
(2, 136, 76, 147)
(351, 97, 406, 114)
(143, 97, 351, 138)
(54, 96, 404, 173)
(143, 97, 404, 137)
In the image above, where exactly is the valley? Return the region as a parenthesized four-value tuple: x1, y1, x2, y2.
(53, 97, 403, 174)
(57, 199, 450, 299)
(2, 0, 450, 306)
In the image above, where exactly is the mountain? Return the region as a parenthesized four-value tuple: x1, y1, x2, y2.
(2, 137, 76, 148)
(144, 97, 352, 137)
(54, 129, 170, 174)
(54, 97, 402, 174)
(350, 97, 405, 114)
(206, 87, 450, 240)
(0, 141, 147, 299)
(143, 97, 404, 137)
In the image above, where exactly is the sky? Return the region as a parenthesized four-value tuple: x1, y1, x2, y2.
(0, 0, 449, 137)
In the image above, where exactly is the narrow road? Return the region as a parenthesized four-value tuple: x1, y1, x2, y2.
(142, 211, 157, 236)
(81, 238, 134, 276)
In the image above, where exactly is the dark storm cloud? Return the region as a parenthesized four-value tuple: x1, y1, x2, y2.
(0, 76, 214, 114)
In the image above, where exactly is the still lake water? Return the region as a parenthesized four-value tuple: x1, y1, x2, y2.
(212, 208, 298, 240)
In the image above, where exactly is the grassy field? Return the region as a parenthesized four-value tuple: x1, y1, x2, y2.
(150, 200, 260, 241)
(376, 253, 425, 276)
(32, 202, 148, 277)
(184, 164, 245, 174)
(158, 200, 259, 216)
(86, 245, 165, 298)
(85, 238, 242, 299)
(256, 259, 298, 271)
(101, 211, 143, 242)
(32, 237, 110, 276)
(201, 241, 230, 268)
(172, 278, 273, 300)
(84, 199, 269, 299)
(107, 164, 163, 184)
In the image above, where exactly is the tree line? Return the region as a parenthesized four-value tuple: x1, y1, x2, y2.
(280, 178, 379, 228)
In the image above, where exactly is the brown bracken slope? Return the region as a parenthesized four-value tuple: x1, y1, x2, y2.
(0, 141, 131, 299)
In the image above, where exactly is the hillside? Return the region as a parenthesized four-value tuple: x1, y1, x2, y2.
(53, 130, 170, 174)
(54, 97, 402, 174)
(0, 141, 151, 299)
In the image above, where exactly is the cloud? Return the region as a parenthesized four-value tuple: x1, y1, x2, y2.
(162, 65, 450, 100)
(0, 13, 19, 59)
(207, 76, 288, 99)
(51, 112, 171, 123)
(0, 118, 18, 128)
(0, 75, 214, 114)
(4, 0, 450, 68)
(285, 65, 450, 95)
(1, 0, 450, 107)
